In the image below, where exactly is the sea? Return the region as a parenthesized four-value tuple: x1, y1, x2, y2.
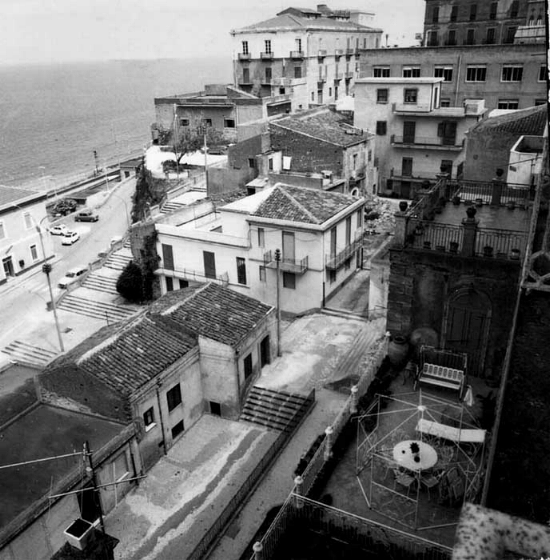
(0, 58, 231, 189)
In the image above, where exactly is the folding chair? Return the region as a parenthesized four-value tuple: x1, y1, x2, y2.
(393, 468, 416, 496)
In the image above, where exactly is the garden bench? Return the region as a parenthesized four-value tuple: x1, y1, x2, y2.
(415, 419, 486, 445)
(414, 363, 465, 398)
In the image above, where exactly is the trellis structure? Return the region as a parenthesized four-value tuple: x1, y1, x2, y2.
(355, 392, 487, 531)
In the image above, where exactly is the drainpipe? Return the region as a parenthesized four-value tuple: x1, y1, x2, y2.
(454, 54, 462, 107)
(155, 383, 167, 455)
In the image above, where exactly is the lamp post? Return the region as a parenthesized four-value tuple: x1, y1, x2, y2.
(275, 248, 282, 357)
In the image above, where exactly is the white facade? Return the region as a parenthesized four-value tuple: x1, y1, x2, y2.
(155, 185, 365, 314)
(0, 189, 53, 284)
(354, 77, 486, 197)
(507, 134, 545, 187)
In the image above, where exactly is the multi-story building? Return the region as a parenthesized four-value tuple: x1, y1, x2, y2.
(354, 77, 485, 196)
(153, 84, 292, 146)
(0, 186, 53, 284)
(230, 5, 382, 111)
(358, 0, 546, 112)
(154, 183, 365, 314)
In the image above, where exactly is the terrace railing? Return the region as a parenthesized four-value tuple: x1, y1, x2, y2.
(263, 251, 309, 274)
(406, 220, 464, 252)
(325, 232, 363, 270)
(451, 179, 532, 205)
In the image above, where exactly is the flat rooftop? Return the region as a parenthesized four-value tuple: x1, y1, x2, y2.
(435, 202, 531, 232)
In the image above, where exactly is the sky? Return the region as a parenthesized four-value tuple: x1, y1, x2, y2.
(0, 0, 426, 65)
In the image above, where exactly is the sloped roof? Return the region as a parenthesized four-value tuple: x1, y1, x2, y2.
(472, 105, 548, 137)
(270, 108, 369, 147)
(153, 283, 273, 347)
(233, 13, 380, 34)
(43, 313, 197, 397)
(252, 184, 358, 224)
(0, 185, 43, 211)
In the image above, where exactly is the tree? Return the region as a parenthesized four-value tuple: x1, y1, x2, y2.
(116, 261, 143, 303)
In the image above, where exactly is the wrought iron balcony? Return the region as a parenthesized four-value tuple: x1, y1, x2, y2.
(290, 50, 304, 59)
(325, 235, 362, 270)
(157, 267, 229, 287)
(317, 49, 327, 58)
(391, 134, 464, 150)
(263, 250, 309, 274)
(334, 49, 344, 57)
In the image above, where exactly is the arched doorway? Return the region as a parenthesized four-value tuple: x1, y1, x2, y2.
(442, 287, 491, 377)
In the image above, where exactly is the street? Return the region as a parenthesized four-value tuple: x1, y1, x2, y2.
(0, 178, 136, 353)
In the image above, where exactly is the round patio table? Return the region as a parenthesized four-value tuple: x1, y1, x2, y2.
(393, 440, 438, 472)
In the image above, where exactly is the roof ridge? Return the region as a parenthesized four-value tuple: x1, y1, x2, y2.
(278, 185, 321, 224)
(160, 283, 211, 316)
(287, 14, 305, 27)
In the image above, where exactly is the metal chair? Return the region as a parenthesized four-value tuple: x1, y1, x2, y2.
(420, 471, 443, 500)
(393, 468, 416, 496)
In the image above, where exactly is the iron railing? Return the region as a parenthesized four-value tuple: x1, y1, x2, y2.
(392, 135, 463, 149)
(325, 233, 363, 270)
(188, 389, 315, 560)
(451, 180, 531, 205)
(263, 251, 309, 274)
(475, 228, 527, 258)
(159, 267, 229, 287)
(406, 220, 464, 252)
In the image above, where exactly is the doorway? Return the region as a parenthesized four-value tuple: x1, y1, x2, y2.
(260, 335, 271, 367)
(2, 257, 14, 277)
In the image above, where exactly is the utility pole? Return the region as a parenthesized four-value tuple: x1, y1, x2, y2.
(93, 150, 100, 176)
(83, 441, 105, 533)
(203, 126, 209, 193)
(275, 248, 282, 357)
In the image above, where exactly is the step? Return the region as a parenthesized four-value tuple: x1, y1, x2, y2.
(322, 306, 370, 322)
(2, 340, 58, 367)
(245, 395, 302, 418)
(250, 385, 309, 403)
(58, 295, 138, 321)
(250, 388, 309, 408)
(82, 274, 118, 295)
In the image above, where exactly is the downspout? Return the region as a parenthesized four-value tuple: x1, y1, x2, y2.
(454, 54, 462, 107)
(156, 382, 167, 456)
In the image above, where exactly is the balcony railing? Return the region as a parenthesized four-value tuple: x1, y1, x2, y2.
(317, 49, 327, 58)
(238, 53, 251, 60)
(334, 49, 344, 57)
(391, 135, 464, 150)
(260, 52, 274, 59)
(290, 50, 304, 59)
(344, 71, 354, 79)
(158, 266, 229, 287)
(263, 250, 309, 274)
(325, 233, 362, 270)
(346, 48, 355, 55)
(334, 72, 343, 80)
(451, 180, 531, 205)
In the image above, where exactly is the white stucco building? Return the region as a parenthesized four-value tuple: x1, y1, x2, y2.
(354, 77, 486, 197)
(155, 183, 365, 314)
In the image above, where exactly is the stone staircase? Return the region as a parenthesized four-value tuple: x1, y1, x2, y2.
(58, 294, 139, 322)
(161, 200, 187, 214)
(1, 340, 58, 367)
(240, 386, 312, 432)
(82, 272, 118, 295)
(321, 306, 369, 322)
(104, 250, 132, 272)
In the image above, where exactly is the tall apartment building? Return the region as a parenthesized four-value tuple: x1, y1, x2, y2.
(230, 5, 382, 111)
(358, 0, 546, 112)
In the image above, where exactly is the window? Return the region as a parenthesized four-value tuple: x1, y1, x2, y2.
(535, 99, 546, 106)
(403, 89, 418, 104)
(357, 209, 363, 228)
(203, 251, 216, 279)
(178, 279, 188, 289)
(296, 38, 302, 52)
(165, 277, 173, 292)
(265, 40, 272, 54)
(440, 98, 451, 107)
(501, 65, 523, 82)
(469, 4, 477, 21)
(466, 66, 486, 82)
(402, 157, 413, 177)
(465, 28, 475, 45)
(450, 5, 458, 21)
(242, 68, 250, 83)
(497, 99, 519, 110)
(294, 66, 302, 79)
(510, 1, 519, 18)
(0, 222, 4, 239)
(242, 41, 249, 55)
(259, 265, 266, 282)
(432, 6, 439, 23)
(268, 158, 273, 171)
(210, 401, 221, 416)
(166, 384, 182, 412)
(283, 272, 296, 289)
(202, 118, 212, 127)
(279, 87, 286, 95)
(427, 30, 438, 46)
(311, 92, 315, 102)
(171, 420, 184, 439)
(258, 227, 265, 247)
(373, 66, 390, 78)
(180, 118, 189, 126)
(264, 67, 272, 82)
(504, 26, 517, 43)
(236, 257, 247, 285)
(376, 121, 387, 135)
(489, 2, 497, 19)
(162, 244, 174, 270)
(248, 158, 255, 169)
(352, 154, 358, 170)
(440, 159, 453, 175)
(447, 30, 457, 45)
(329, 269, 336, 284)
(224, 118, 235, 128)
(402, 66, 420, 78)
(538, 65, 546, 82)
(434, 66, 453, 82)
(375, 88, 388, 104)
(244, 353, 253, 378)
(485, 28, 496, 44)
(30, 244, 38, 261)
(329, 87, 332, 96)
(282, 230, 295, 262)
(23, 212, 32, 229)
(143, 407, 155, 431)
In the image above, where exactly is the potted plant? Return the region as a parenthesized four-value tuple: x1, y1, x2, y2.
(410, 441, 421, 464)
(475, 198, 483, 207)
(399, 200, 408, 212)
(510, 248, 521, 260)
(423, 240, 432, 249)
(449, 241, 459, 253)
(507, 200, 516, 210)
(483, 246, 494, 257)
(452, 195, 461, 206)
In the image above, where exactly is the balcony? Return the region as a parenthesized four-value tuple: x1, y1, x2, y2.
(344, 71, 354, 79)
(334, 72, 343, 81)
(238, 53, 251, 60)
(346, 48, 355, 56)
(156, 266, 229, 287)
(260, 52, 274, 60)
(290, 50, 304, 59)
(263, 250, 309, 274)
(317, 49, 327, 58)
(391, 135, 464, 151)
(325, 233, 363, 270)
(318, 75, 326, 83)
(334, 49, 344, 58)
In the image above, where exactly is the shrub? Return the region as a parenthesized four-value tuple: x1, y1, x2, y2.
(116, 261, 143, 303)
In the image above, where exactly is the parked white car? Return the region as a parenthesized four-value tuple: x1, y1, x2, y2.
(58, 266, 88, 289)
(61, 231, 80, 245)
(49, 224, 69, 236)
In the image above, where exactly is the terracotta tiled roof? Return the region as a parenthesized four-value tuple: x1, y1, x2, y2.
(271, 108, 370, 147)
(154, 283, 273, 347)
(252, 184, 358, 224)
(44, 313, 197, 397)
(474, 105, 548, 136)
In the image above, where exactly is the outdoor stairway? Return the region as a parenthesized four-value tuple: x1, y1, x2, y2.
(161, 200, 187, 214)
(240, 386, 311, 432)
(58, 294, 139, 322)
(1, 340, 58, 367)
(104, 250, 132, 272)
(82, 272, 118, 295)
(322, 306, 369, 322)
